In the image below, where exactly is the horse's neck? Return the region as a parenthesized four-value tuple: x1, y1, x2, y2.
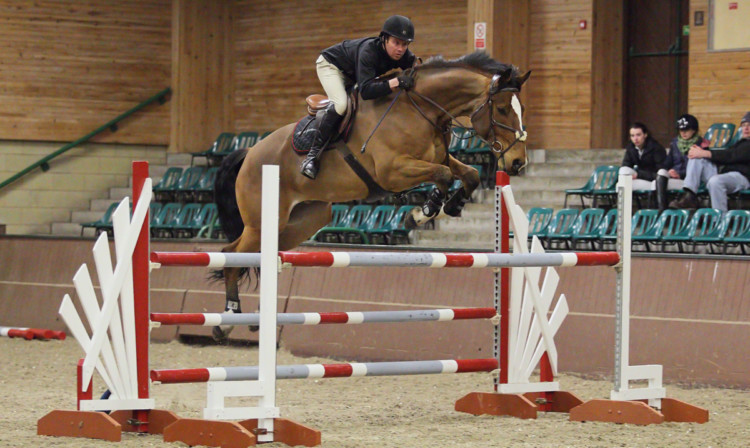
(414, 69, 489, 118)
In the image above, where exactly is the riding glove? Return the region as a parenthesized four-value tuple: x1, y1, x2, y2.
(397, 74, 415, 90)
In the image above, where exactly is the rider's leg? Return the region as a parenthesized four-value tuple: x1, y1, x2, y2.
(302, 56, 347, 179)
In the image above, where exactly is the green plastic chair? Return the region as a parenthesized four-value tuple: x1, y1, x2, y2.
(175, 166, 206, 202)
(662, 208, 723, 253)
(362, 205, 397, 245)
(448, 128, 473, 155)
(210, 131, 260, 165)
(721, 210, 750, 254)
(191, 132, 235, 166)
(703, 123, 736, 149)
(80, 202, 119, 237)
(596, 208, 619, 250)
(153, 203, 202, 238)
(629, 209, 661, 251)
(693, 209, 732, 254)
(260, 131, 272, 140)
(517, 207, 553, 242)
(570, 208, 606, 250)
(384, 205, 417, 245)
(153, 167, 184, 202)
(590, 166, 620, 208)
(632, 209, 690, 252)
(150, 203, 183, 238)
(191, 167, 219, 203)
(314, 205, 372, 244)
(197, 215, 224, 240)
(171, 203, 218, 239)
(310, 203, 350, 242)
(543, 208, 579, 249)
(564, 165, 617, 208)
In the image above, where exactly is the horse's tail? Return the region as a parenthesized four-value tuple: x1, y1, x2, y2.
(214, 148, 248, 243)
(210, 148, 253, 284)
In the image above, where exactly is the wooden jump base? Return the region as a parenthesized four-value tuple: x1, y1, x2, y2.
(38, 163, 707, 448)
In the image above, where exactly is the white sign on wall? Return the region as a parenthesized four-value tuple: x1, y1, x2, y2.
(474, 22, 486, 50)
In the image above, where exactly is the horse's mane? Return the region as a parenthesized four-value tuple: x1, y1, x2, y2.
(417, 51, 520, 78)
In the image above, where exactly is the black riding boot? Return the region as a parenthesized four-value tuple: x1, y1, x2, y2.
(301, 104, 343, 180)
(655, 175, 669, 212)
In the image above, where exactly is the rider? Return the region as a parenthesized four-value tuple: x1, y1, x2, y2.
(300, 15, 418, 179)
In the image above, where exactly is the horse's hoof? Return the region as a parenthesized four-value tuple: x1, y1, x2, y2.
(248, 325, 259, 333)
(212, 325, 233, 342)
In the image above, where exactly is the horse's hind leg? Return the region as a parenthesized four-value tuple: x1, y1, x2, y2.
(443, 156, 481, 217)
(212, 226, 261, 341)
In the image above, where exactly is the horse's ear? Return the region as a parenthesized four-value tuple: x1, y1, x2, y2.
(518, 70, 531, 85)
(498, 67, 513, 84)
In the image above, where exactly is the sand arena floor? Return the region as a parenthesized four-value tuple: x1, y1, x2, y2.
(2, 337, 749, 448)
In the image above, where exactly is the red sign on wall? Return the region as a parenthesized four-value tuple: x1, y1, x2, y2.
(474, 22, 486, 50)
(729, 2, 737, 10)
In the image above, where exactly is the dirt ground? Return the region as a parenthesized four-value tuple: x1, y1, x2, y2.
(2, 337, 748, 448)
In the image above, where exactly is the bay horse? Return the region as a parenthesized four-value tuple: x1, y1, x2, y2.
(212, 51, 530, 339)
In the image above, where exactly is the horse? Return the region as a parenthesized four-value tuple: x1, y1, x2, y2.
(212, 51, 530, 339)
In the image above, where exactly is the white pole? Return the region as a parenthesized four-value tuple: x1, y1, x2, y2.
(257, 165, 280, 442)
(614, 174, 632, 393)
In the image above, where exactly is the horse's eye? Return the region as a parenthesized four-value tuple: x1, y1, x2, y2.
(496, 106, 509, 116)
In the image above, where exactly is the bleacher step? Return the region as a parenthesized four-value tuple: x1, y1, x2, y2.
(51, 222, 83, 236)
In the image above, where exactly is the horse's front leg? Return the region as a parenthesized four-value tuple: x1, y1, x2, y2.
(388, 160, 453, 230)
(443, 156, 481, 217)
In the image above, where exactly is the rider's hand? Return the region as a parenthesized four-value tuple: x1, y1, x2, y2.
(397, 74, 414, 90)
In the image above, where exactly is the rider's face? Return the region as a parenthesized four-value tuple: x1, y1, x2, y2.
(384, 36, 409, 60)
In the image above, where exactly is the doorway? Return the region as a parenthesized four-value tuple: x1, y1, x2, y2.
(625, 0, 690, 147)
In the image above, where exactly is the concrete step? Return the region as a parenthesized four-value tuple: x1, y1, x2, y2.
(167, 153, 193, 166)
(71, 210, 105, 224)
(509, 176, 591, 192)
(51, 222, 83, 237)
(544, 149, 621, 164)
(109, 187, 132, 199)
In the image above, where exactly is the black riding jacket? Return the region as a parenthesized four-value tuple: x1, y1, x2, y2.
(621, 137, 667, 181)
(711, 137, 750, 180)
(321, 37, 416, 100)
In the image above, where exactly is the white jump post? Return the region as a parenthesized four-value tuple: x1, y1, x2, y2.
(569, 174, 708, 424)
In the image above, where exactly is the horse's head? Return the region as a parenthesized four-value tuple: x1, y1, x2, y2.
(470, 67, 531, 176)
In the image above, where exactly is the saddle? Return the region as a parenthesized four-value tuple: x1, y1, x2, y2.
(292, 91, 358, 155)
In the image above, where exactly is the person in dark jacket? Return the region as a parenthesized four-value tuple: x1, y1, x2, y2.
(619, 122, 667, 192)
(655, 114, 709, 211)
(669, 111, 750, 212)
(300, 15, 418, 180)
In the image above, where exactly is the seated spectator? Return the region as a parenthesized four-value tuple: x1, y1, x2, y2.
(669, 111, 750, 212)
(656, 114, 709, 211)
(619, 122, 666, 194)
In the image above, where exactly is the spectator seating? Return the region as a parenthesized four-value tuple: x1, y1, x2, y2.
(153, 167, 184, 202)
(362, 205, 397, 245)
(722, 210, 750, 254)
(595, 208, 619, 250)
(564, 165, 618, 208)
(174, 166, 206, 203)
(150, 202, 182, 238)
(703, 123, 736, 149)
(569, 208, 606, 250)
(523, 207, 554, 242)
(192, 167, 220, 203)
(313, 204, 372, 244)
(191, 132, 235, 166)
(728, 127, 743, 147)
(543, 208, 579, 249)
(210, 131, 260, 166)
(632, 209, 690, 252)
(197, 215, 224, 240)
(662, 208, 723, 253)
(152, 203, 202, 238)
(80, 202, 118, 237)
(171, 203, 218, 239)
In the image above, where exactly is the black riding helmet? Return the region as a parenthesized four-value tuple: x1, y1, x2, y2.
(676, 114, 699, 131)
(381, 15, 415, 42)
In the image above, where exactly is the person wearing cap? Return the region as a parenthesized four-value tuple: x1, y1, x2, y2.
(300, 15, 418, 180)
(669, 112, 750, 212)
(655, 114, 710, 211)
(619, 122, 667, 193)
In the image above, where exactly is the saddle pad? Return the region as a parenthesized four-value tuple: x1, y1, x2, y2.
(292, 116, 317, 155)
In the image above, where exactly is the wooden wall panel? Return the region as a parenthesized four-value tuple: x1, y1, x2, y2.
(591, 0, 624, 148)
(525, 0, 593, 149)
(688, 0, 750, 127)
(232, 0, 467, 134)
(170, 0, 233, 153)
(0, 0, 172, 145)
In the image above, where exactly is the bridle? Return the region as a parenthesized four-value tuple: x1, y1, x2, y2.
(403, 73, 527, 170)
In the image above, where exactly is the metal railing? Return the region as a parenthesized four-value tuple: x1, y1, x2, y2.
(0, 87, 171, 191)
